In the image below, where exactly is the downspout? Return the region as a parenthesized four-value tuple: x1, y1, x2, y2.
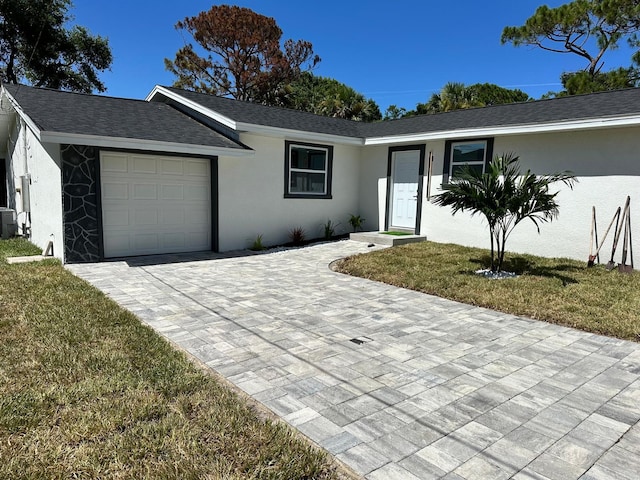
(18, 118, 31, 237)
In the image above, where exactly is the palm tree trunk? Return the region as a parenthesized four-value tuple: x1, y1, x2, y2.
(489, 227, 495, 272)
(498, 229, 507, 272)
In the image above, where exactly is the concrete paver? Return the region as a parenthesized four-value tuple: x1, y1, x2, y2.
(68, 240, 640, 479)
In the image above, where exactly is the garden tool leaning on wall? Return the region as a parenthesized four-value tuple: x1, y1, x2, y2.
(588, 206, 620, 267)
(618, 198, 634, 273)
(607, 196, 630, 271)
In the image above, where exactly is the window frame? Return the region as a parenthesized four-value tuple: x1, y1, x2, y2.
(284, 140, 333, 199)
(442, 138, 494, 185)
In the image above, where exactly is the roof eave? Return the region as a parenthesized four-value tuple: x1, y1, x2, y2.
(40, 131, 254, 157)
(1, 85, 43, 140)
(235, 122, 365, 145)
(364, 115, 640, 145)
(147, 85, 238, 130)
(147, 86, 364, 145)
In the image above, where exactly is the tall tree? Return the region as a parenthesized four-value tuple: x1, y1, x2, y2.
(409, 82, 530, 116)
(432, 154, 576, 272)
(272, 72, 381, 121)
(466, 83, 531, 105)
(417, 82, 481, 114)
(558, 67, 639, 95)
(165, 5, 320, 103)
(501, 0, 640, 77)
(0, 0, 112, 92)
(383, 104, 407, 120)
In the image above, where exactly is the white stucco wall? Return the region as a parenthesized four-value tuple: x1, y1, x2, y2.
(217, 133, 362, 251)
(362, 126, 640, 263)
(7, 121, 63, 259)
(357, 145, 387, 231)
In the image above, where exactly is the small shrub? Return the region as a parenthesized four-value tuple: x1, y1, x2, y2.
(249, 234, 265, 251)
(348, 214, 365, 232)
(323, 219, 339, 240)
(289, 227, 306, 246)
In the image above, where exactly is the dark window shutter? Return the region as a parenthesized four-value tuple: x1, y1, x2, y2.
(442, 140, 453, 185)
(485, 138, 495, 170)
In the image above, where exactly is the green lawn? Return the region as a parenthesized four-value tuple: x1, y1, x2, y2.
(0, 239, 341, 479)
(335, 241, 640, 342)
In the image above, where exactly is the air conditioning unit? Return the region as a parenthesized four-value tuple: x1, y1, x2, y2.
(0, 208, 17, 239)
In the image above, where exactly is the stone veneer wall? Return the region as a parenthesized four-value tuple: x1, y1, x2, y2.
(61, 145, 100, 263)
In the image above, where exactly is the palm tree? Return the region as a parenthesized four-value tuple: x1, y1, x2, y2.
(316, 85, 382, 121)
(432, 154, 577, 272)
(424, 82, 483, 113)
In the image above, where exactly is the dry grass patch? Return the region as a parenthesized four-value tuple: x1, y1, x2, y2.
(0, 239, 341, 479)
(335, 241, 640, 342)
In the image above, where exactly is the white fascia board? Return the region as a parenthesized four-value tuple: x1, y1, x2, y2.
(40, 131, 254, 157)
(364, 115, 640, 145)
(146, 85, 238, 130)
(1, 86, 42, 139)
(235, 122, 364, 146)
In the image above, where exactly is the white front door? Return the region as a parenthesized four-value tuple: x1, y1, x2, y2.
(390, 150, 420, 230)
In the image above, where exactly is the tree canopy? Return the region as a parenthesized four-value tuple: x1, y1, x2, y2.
(466, 83, 532, 106)
(501, 0, 640, 77)
(165, 5, 320, 103)
(402, 82, 530, 117)
(556, 67, 639, 95)
(279, 73, 381, 121)
(383, 105, 407, 120)
(0, 0, 112, 92)
(416, 82, 482, 114)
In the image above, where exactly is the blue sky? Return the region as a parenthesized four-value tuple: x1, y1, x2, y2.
(72, 1, 637, 111)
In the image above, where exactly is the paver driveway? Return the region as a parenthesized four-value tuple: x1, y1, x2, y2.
(68, 240, 640, 480)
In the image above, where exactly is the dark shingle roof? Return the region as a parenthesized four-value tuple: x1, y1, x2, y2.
(164, 85, 640, 140)
(358, 87, 640, 138)
(4, 84, 246, 150)
(163, 86, 363, 138)
(9, 84, 640, 148)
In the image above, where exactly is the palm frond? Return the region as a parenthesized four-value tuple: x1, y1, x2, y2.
(431, 153, 577, 271)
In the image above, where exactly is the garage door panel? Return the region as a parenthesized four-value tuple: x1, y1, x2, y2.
(163, 232, 186, 249)
(102, 153, 128, 173)
(162, 159, 183, 175)
(185, 185, 208, 202)
(132, 156, 157, 174)
(186, 208, 209, 225)
(133, 209, 158, 226)
(103, 209, 129, 227)
(186, 160, 208, 176)
(161, 184, 184, 200)
(102, 182, 128, 200)
(134, 233, 159, 251)
(103, 233, 130, 254)
(132, 183, 158, 200)
(101, 153, 211, 258)
(186, 231, 210, 249)
(161, 209, 185, 226)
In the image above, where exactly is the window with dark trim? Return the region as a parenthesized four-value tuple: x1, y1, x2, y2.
(442, 138, 494, 184)
(284, 141, 333, 198)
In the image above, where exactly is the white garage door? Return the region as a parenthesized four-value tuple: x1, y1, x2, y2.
(100, 152, 212, 258)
